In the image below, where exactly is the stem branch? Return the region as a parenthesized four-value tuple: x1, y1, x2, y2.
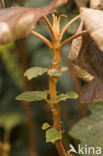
(42, 16, 55, 39)
(60, 15, 80, 39)
(59, 30, 88, 49)
(31, 31, 52, 49)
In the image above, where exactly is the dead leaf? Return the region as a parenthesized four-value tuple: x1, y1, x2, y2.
(80, 7, 103, 51)
(0, 0, 67, 45)
(68, 22, 94, 82)
(74, 0, 89, 8)
(90, 0, 103, 9)
(69, 15, 103, 103)
(80, 78, 103, 104)
(79, 41, 103, 103)
(68, 22, 83, 61)
(72, 64, 94, 82)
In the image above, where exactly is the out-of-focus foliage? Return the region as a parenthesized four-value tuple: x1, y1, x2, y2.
(0, 0, 82, 156)
(70, 102, 103, 156)
(0, 113, 26, 130)
(0, 43, 23, 89)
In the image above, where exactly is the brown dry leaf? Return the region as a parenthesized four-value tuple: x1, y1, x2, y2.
(90, 0, 103, 9)
(80, 41, 103, 103)
(80, 78, 103, 104)
(80, 7, 103, 51)
(68, 22, 94, 82)
(0, 0, 67, 45)
(68, 22, 83, 61)
(74, 0, 89, 8)
(71, 64, 94, 82)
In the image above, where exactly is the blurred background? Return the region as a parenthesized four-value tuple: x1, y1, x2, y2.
(0, 0, 89, 156)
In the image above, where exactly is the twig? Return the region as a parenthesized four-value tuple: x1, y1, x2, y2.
(31, 31, 52, 49)
(60, 15, 80, 39)
(42, 16, 55, 40)
(59, 30, 88, 49)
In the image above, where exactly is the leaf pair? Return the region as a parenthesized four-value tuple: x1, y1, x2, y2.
(16, 66, 78, 103)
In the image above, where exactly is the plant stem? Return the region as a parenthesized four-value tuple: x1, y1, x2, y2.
(49, 47, 72, 156)
(23, 101, 37, 156)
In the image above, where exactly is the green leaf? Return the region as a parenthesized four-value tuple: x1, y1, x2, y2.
(24, 67, 48, 80)
(46, 128, 62, 143)
(49, 91, 78, 103)
(16, 91, 48, 102)
(42, 122, 51, 130)
(0, 113, 26, 130)
(69, 102, 103, 156)
(48, 69, 62, 77)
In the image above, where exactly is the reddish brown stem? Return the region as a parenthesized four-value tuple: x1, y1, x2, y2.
(16, 38, 37, 156)
(49, 47, 71, 156)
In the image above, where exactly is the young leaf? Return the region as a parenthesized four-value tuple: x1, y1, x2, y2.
(0, 113, 26, 130)
(49, 92, 78, 103)
(24, 67, 48, 80)
(0, 0, 67, 45)
(46, 128, 62, 143)
(48, 69, 62, 77)
(16, 91, 48, 102)
(42, 122, 51, 130)
(69, 102, 103, 156)
(80, 8, 103, 51)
